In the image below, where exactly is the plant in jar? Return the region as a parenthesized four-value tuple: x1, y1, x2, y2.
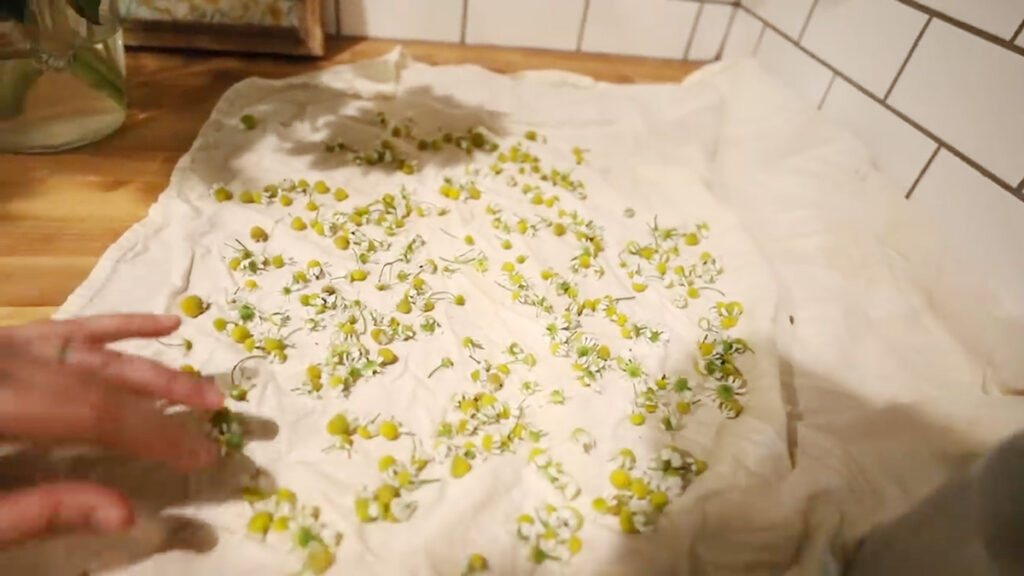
(0, 0, 126, 152)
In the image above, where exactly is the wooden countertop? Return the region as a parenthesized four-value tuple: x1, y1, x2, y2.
(0, 39, 702, 326)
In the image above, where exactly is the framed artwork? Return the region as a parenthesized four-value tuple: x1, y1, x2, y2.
(119, 0, 324, 56)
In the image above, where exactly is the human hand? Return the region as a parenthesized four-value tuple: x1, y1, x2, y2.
(0, 314, 223, 544)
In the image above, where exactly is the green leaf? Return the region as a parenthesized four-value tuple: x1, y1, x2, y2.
(0, 0, 26, 22)
(69, 0, 102, 25)
(0, 59, 43, 120)
(68, 45, 126, 108)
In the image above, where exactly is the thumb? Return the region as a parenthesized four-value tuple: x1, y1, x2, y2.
(0, 482, 134, 544)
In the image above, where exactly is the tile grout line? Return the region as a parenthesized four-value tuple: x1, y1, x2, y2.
(714, 4, 740, 60)
(1012, 19, 1024, 44)
(460, 0, 468, 44)
(741, 5, 1021, 203)
(797, 0, 820, 42)
(906, 146, 940, 199)
(895, 0, 1024, 58)
(752, 17, 767, 55)
(884, 16, 930, 102)
(739, 5, 768, 55)
(683, 3, 704, 60)
(334, 0, 341, 37)
(817, 73, 836, 110)
(576, 0, 591, 53)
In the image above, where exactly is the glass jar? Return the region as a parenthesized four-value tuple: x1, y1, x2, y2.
(0, 0, 126, 152)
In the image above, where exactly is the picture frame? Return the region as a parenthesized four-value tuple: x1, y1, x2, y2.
(118, 0, 324, 56)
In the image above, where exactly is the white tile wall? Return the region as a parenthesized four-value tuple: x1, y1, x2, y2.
(327, 0, 1024, 210)
(913, 0, 1024, 40)
(821, 77, 936, 191)
(465, 0, 586, 51)
(888, 19, 1024, 185)
(339, 0, 464, 43)
(688, 4, 735, 61)
(905, 150, 1024, 314)
(721, 8, 763, 58)
(898, 150, 1024, 390)
(801, 0, 928, 97)
(741, 0, 816, 39)
(581, 0, 699, 59)
(756, 28, 833, 106)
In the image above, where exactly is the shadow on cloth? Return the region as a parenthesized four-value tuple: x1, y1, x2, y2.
(0, 411, 278, 576)
(0, 366, 1004, 575)
(181, 68, 511, 197)
(595, 358, 994, 576)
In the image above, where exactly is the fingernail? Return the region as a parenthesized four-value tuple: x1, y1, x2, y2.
(93, 505, 132, 532)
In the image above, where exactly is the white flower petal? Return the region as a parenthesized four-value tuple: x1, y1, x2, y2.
(539, 537, 562, 556)
(391, 498, 417, 521)
(561, 481, 580, 500)
(635, 514, 655, 533)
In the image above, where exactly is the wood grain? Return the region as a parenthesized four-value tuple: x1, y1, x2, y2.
(0, 39, 702, 326)
(123, 8, 324, 57)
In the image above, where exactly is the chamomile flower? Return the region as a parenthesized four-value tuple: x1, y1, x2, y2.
(450, 454, 472, 479)
(354, 492, 380, 523)
(705, 383, 744, 418)
(516, 514, 537, 540)
(557, 476, 581, 500)
(520, 380, 541, 395)
(613, 448, 637, 470)
(570, 428, 596, 454)
(303, 541, 335, 575)
(525, 446, 549, 465)
(655, 474, 686, 496)
(617, 357, 646, 380)
(660, 447, 684, 469)
(516, 505, 583, 564)
(389, 497, 417, 522)
(463, 554, 489, 575)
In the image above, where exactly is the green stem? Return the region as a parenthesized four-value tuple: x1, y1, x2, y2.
(77, 40, 121, 87)
(0, 59, 44, 119)
(69, 44, 125, 108)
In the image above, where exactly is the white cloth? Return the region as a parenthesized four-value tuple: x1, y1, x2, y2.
(2, 51, 1021, 576)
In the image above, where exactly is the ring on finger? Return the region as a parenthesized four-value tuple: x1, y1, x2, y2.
(56, 340, 75, 365)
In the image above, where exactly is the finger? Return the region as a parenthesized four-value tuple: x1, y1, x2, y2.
(68, 346, 223, 410)
(0, 482, 133, 544)
(57, 314, 182, 345)
(3, 315, 182, 363)
(0, 376, 219, 473)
